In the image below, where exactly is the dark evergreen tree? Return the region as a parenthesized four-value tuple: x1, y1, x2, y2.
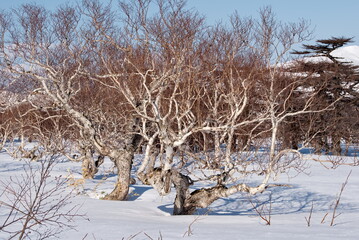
(288, 37, 359, 154)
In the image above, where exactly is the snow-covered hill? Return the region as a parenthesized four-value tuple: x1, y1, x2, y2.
(331, 45, 359, 66)
(292, 45, 359, 66)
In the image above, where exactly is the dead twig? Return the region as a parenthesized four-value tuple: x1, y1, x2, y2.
(183, 214, 205, 237)
(305, 201, 314, 227)
(249, 192, 272, 225)
(330, 170, 352, 226)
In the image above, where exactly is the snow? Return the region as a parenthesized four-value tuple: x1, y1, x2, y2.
(331, 45, 359, 66)
(282, 45, 359, 68)
(302, 45, 359, 66)
(1, 150, 358, 240)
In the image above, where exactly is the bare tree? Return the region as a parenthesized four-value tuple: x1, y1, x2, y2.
(165, 7, 315, 215)
(85, 0, 208, 196)
(0, 156, 84, 239)
(0, 2, 142, 200)
(85, 2, 338, 215)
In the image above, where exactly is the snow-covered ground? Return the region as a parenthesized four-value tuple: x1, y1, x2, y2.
(0, 149, 358, 240)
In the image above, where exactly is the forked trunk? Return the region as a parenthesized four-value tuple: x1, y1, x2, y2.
(145, 168, 172, 196)
(142, 143, 174, 196)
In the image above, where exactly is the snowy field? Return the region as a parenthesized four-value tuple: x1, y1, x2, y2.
(0, 148, 358, 240)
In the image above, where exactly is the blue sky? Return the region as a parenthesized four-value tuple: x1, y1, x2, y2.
(189, 0, 359, 45)
(1, 0, 358, 45)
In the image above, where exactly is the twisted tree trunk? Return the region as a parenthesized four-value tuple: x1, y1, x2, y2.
(103, 149, 134, 200)
(173, 180, 269, 215)
(172, 171, 193, 215)
(103, 131, 142, 200)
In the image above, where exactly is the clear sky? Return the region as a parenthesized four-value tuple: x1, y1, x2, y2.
(1, 0, 358, 45)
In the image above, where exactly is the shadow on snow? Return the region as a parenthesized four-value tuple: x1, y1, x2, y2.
(156, 184, 359, 216)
